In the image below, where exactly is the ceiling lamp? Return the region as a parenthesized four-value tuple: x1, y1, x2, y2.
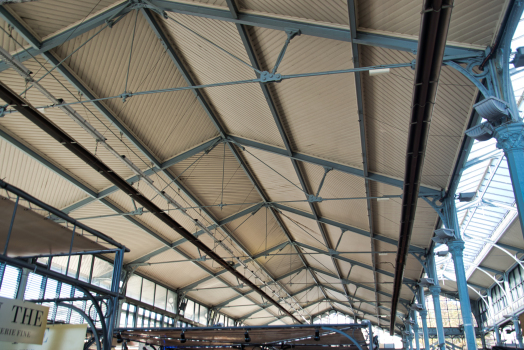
(314, 329, 320, 341)
(457, 192, 476, 202)
(514, 47, 524, 67)
(432, 228, 456, 244)
(244, 331, 251, 343)
(369, 68, 390, 76)
(474, 97, 511, 124)
(464, 122, 494, 141)
(180, 331, 186, 343)
(419, 278, 435, 287)
(410, 304, 424, 311)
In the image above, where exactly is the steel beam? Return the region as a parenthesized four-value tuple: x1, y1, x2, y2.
(273, 203, 425, 252)
(0, 80, 292, 324)
(142, 9, 309, 321)
(226, 1, 343, 316)
(60, 137, 222, 213)
(0, 123, 280, 321)
(0, 3, 131, 72)
(347, 0, 380, 322)
(294, 241, 416, 283)
(228, 136, 441, 195)
(227, 0, 353, 314)
(146, 0, 481, 56)
(309, 266, 409, 304)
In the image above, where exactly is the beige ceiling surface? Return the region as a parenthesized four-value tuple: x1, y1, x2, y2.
(0, 0, 508, 329)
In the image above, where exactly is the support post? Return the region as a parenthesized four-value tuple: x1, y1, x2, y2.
(494, 324, 502, 346)
(106, 248, 124, 349)
(435, 198, 476, 350)
(418, 286, 430, 350)
(512, 316, 524, 348)
(16, 268, 30, 300)
(427, 252, 446, 350)
(428, 285, 446, 350)
(447, 240, 477, 350)
(493, 122, 524, 238)
(412, 311, 421, 350)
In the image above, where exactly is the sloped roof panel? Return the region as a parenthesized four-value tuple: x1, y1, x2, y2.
(52, 13, 219, 162)
(167, 145, 262, 221)
(160, 12, 285, 147)
(298, 163, 369, 231)
(238, 0, 349, 26)
(357, 0, 506, 48)
(247, 26, 362, 166)
(6, 0, 118, 39)
(0, 137, 89, 209)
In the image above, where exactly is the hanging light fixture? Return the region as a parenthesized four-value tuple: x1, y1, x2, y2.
(180, 331, 186, 343)
(244, 331, 251, 343)
(314, 329, 320, 341)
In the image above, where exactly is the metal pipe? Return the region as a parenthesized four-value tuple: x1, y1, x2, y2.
(390, 0, 453, 334)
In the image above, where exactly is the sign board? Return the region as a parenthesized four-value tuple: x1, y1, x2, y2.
(0, 323, 88, 350)
(0, 296, 49, 345)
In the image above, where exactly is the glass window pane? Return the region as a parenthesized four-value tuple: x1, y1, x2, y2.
(155, 285, 167, 310)
(167, 290, 177, 313)
(91, 258, 113, 290)
(199, 306, 208, 325)
(24, 272, 44, 300)
(79, 255, 92, 282)
(185, 300, 195, 321)
(66, 255, 80, 278)
(0, 265, 20, 298)
(141, 279, 155, 305)
(126, 275, 142, 300)
(50, 256, 69, 275)
(37, 257, 49, 266)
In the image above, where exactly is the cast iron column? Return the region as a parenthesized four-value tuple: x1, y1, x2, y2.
(494, 324, 502, 346)
(413, 310, 421, 350)
(427, 252, 446, 350)
(418, 286, 431, 350)
(493, 123, 524, 239)
(512, 315, 524, 348)
(447, 240, 477, 350)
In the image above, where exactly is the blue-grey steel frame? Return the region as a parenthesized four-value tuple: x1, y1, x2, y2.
(0, 180, 127, 350)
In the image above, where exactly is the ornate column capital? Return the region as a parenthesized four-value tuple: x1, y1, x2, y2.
(494, 122, 524, 153)
(446, 239, 465, 257)
(428, 285, 441, 296)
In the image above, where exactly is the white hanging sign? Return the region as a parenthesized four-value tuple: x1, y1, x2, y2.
(0, 296, 49, 344)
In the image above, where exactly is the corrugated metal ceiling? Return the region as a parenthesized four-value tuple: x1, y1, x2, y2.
(0, 0, 510, 327)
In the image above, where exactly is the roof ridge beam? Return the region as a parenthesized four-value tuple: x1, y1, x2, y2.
(143, 0, 482, 55)
(228, 2, 354, 310)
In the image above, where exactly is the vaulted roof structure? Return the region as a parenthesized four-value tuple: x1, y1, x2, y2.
(0, 0, 512, 333)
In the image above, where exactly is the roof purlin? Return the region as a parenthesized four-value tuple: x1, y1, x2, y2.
(145, 0, 482, 56)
